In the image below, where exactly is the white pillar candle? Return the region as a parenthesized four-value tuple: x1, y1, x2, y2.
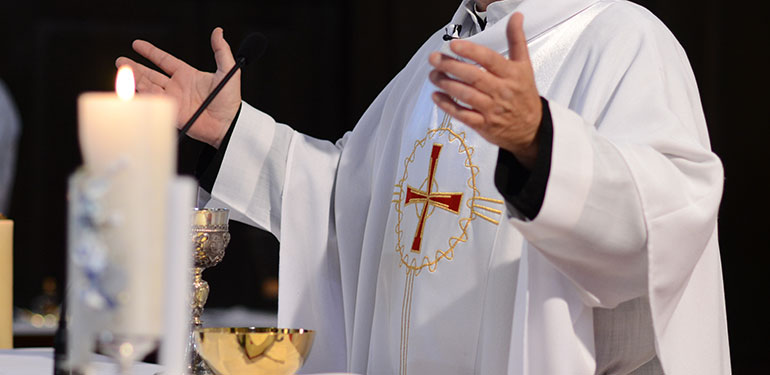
(0, 216, 12, 349)
(77, 67, 177, 336)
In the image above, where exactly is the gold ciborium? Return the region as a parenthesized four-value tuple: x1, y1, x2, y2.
(194, 327, 315, 375)
(189, 208, 231, 374)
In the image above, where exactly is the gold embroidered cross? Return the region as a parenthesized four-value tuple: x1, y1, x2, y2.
(404, 144, 463, 253)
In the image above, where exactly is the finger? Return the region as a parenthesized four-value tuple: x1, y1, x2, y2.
(429, 70, 494, 112)
(132, 39, 188, 76)
(116, 56, 170, 88)
(432, 92, 486, 128)
(211, 27, 236, 73)
(135, 76, 165, 95)
(135, 74, 165, 95)
(428, 52, 497, 94)
(449, 40, 510, 78)
(507, 12, 530, 62)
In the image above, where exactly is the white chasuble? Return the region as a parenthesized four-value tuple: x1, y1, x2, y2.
(204, 0, 731, 374)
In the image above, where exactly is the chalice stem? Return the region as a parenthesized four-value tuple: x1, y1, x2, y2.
(191, 267, 209, 327)
(190, 266, 212, 374)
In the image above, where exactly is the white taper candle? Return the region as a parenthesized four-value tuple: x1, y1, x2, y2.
(160, 177, 196, 374)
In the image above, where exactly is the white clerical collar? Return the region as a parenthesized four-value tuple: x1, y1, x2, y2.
(474, 4, 488, 20)
(463, 0, 524, 32)
(448, 0, 601, 45)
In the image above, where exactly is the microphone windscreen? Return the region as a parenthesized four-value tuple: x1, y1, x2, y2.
(236, 33, 268, 65)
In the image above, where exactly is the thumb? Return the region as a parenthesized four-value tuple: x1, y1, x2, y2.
(507, 13, 529, 62)
(211, 27, 236, 73)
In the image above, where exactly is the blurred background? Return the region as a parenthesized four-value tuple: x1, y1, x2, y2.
(0, 0, 767, 371)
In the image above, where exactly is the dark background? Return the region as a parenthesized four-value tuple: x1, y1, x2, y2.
(1, 0, 767, 371)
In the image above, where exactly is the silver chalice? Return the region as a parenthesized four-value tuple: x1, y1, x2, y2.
(188, 208, 231, 375)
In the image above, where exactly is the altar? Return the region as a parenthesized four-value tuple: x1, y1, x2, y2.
(0, 348, 162, 375)
(0, 348, 360, 375)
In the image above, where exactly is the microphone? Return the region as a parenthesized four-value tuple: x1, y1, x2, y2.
(178, 32, 268, 140)
(235, 32, 268, 65)
(443, 24, 463, 41)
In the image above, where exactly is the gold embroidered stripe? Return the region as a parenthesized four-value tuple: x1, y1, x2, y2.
(472, 204, 502, 214)
(474, 211, 500, 225)
(472, 196, 504, 204)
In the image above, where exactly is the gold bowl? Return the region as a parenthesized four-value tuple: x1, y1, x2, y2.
(194, 327, 315, 375)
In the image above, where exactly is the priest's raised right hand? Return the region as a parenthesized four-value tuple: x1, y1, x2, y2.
(115, 27, 241, 149)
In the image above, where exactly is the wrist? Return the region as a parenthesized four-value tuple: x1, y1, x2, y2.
(212, 102, 243, 149)
(505, 137, 538, 169)
(212, 128, 227, 149)
(505, 103, 542, 169)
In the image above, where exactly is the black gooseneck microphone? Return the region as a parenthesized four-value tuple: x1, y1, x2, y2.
(178, 32, 268, 140)
(443, 24, 463, 40)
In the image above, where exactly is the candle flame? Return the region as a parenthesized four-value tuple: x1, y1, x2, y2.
(116, 66, 135, 100)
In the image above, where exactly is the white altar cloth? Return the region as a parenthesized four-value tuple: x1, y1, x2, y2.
(0, 348, 362, 375)
(0, 348, 162, 375)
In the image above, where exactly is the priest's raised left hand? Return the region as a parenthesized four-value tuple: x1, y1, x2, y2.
(429, 12, 541, 169)
(115, 27, 241, 149)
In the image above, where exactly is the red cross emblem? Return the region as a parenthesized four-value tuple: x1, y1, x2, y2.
(404, 144, 464, 253)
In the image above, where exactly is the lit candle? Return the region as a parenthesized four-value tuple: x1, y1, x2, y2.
(77, 67, 177, 336)
(0, 215, 12, 349)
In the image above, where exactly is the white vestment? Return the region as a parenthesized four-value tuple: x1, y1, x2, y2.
(204, 0, 730, 374)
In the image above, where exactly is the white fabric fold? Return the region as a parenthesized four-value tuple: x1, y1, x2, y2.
(206, 102, 293, 237)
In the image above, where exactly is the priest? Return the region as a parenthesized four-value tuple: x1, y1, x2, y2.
(117, 0, 730, 373)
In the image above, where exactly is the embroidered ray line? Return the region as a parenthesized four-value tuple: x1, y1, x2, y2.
(472, 196, 505, 204)
(472, 204, 502, 214)
(474, 211, 500, 225)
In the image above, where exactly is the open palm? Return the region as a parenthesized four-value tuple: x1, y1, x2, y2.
(116, 27, 241, 148)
